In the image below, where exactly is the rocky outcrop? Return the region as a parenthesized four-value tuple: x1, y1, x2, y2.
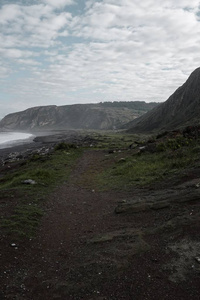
(127, 67, 200, 133)
(0, 102, 158, 131)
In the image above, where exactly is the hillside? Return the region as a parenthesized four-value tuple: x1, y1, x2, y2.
(126, 67, 200, 133)
(0, 102, 158, 131)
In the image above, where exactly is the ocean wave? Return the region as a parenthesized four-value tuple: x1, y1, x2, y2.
(0, 132, 34, 149)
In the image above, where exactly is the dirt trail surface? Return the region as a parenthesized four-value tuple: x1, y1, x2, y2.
(1, 149, 200, 299)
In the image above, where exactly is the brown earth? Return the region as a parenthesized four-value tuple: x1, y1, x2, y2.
(1, 149, 200, 299)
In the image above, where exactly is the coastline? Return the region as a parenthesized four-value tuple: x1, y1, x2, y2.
(0, 130, 63, 165)
(0, 129, 96, 166)
(0, 139, 49, 167)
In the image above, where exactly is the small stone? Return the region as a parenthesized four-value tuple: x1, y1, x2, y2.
(118, 158, 126, 163)
(11, 243, 16, 247)
(22, 179, 37, 185)
(195, 257, 200, 263)
(117, 199, 127, 204)
(108, 150, 114, 154)
(151, 258, 158, 263)
(150, 201, 170, 210)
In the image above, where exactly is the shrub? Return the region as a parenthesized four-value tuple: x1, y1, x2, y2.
(54, 142, 77, 151)
(156, 142, 166, 152)
(156, 137, 193, 152)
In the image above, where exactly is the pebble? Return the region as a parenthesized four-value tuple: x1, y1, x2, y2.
(22, 179, 37, 185)
(195, 257, 200, 264)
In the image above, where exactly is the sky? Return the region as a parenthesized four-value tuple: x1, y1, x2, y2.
(0, 0, 200, 119)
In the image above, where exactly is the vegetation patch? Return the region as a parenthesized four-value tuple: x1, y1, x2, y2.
(90, 131, 145, 150)
(156, 137, 192, 152)
(54, 142, 77, 151)
(1, 204, 43, 238)
(0, 146, 82, 238)
(97, 139, 200, 190)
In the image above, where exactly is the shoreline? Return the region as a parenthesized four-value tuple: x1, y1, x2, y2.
(0, 129, 97, 166)
(0, 130, 69, 165)
(0, 129, 76, 151)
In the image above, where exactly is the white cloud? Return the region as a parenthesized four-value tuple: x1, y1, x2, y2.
(0, 3, 72, 48)
(0, 48, 34, 59)
(0, 0, 200, 117)
(0, 64, 11, 78)
(17, 58, 41, 65)
(43, 0, 75, 9)
(0, 4, 22, 24)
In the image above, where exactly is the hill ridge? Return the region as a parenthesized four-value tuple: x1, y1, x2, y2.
(0, 101, 158, 131)
(127, 67, 200, 133)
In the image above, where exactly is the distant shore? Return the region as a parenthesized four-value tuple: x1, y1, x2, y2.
(0, 129, 97, 165)
(0, 130, 66, 161)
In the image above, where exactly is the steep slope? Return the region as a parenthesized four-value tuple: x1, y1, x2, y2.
(127, 67, 200, 133)
(0, 102, 158, 131)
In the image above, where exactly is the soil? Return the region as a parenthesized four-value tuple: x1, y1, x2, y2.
(1, 144, 200, 299)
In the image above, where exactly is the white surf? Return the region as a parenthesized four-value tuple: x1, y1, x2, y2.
(0, 132, 34, 149)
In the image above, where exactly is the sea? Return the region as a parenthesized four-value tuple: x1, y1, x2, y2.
(0, 132, 34, 149)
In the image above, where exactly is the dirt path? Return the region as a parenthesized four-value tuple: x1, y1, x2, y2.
(1, 149, 200, 299)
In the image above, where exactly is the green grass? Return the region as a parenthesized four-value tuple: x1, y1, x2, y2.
(97, 146, 199, 190)
(0, 146, 82, 239)
(1, 205, 43, 238)
(90, 131, 146, 150)
(0, 148, 81, 190)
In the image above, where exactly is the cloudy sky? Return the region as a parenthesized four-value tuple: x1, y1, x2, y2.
(0, 0, 200, 118)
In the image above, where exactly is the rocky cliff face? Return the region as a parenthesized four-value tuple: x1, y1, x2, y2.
(0, 102, 158, 131)
(127, 67, 200, 133)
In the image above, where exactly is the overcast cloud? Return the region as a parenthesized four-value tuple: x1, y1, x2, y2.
(0, 0, 200, 118)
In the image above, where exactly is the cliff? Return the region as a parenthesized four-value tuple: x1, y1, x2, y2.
(0, 102, 158, 131)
